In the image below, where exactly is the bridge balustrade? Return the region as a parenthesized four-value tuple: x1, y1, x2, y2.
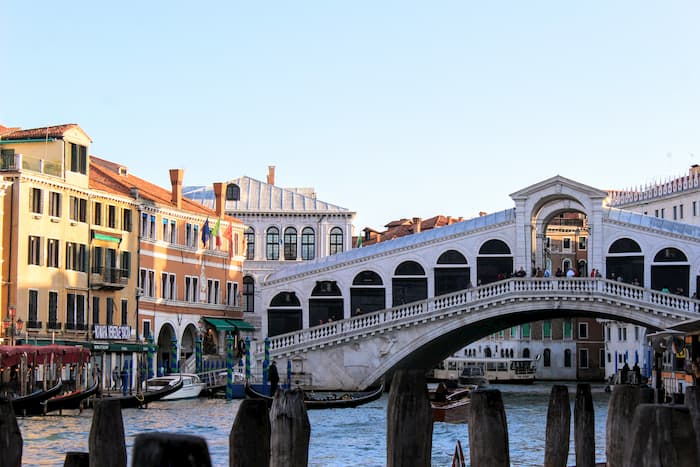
(258, 278, 699, 355)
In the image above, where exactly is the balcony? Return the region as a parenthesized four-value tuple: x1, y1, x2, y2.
(46, 321, 62, 331)
(26, 320, 43, 330)
(65, 322, 88, 331)
(0, 153, 62, 176)
(91, 267, 129, 290)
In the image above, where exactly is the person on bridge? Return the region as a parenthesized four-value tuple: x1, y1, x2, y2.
(566, 268, 575, 278)
(269, 360, 280, 396)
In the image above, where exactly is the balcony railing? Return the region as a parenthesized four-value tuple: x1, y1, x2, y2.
(91, 267, 129, 289)
(65, 322, 88, 331)
(26, 320, 42, 330)
(0, 153, 63, 176)
(46, 321, 62, 330)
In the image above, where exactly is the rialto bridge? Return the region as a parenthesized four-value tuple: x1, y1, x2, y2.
(251, 176, 700, 389)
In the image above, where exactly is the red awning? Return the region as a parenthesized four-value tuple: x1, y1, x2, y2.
(0, 345, 90, 367)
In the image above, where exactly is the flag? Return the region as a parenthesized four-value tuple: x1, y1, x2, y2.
(223, 222, 234, 259)
(212, 219, 222, 248)
(356, 234, 363, 248)
(201, 218, 210, 247)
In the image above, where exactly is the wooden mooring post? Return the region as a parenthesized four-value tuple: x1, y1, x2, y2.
(230, 398, 271, 467)
(468, 389, 509, 467)
(131, 432, 212, 467)
(574, 383, 595, 467)
(88, 399, 126, 467)
(606, 384, 641, 467)
(544, 385, 570, 467)
(0, 400, 22, 467)
(269, 388, 310, 467)
(387, 369, 432, 467)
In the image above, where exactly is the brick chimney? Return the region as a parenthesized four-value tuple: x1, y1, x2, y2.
(213, 182, 225, 217)
(267, 165, 276, 185)
(690, 164, 700, 177)
(169, 169, 184, 209)
(412, 217, 422, 233)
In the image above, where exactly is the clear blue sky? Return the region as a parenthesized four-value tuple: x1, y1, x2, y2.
(2, 2, 698, 231)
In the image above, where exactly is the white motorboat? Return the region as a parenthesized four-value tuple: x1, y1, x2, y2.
(146, 373, 206, 400)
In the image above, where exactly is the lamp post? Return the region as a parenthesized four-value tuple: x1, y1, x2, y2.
(4, 305, 20, 345)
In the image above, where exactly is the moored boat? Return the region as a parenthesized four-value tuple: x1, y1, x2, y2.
(89, 378, 184, 409)
(245, 382, 384, 409)
(7, 380, 63, 415)
(146, 373, 206, 400)
(21, 380, 100, 416)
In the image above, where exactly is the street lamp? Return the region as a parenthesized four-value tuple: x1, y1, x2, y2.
(4, 305, 19, 345)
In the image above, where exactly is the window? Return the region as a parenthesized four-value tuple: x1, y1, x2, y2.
(301, 227, 315, 260)
(49, 192, 61, 217)
(634, 326, 640, 341)
(141, 213, 148, 237)
(207, 279, 220, 304)
(563, 320, 572, 339)
(66, 293, 84, 329)
(69, 143, 87, 174)
(599, 349, 605, 369)
(693, 201, 697, 217)
(622, 327, 627, 341)
(243, 276, 254, 312)
(579, 349, 589, 369)
(121, 251, 131, 278)
(121, 299, 128, 325)
(93, 246, 103, 272)
(185, 223, 199, 248)
(106, 297, 114, 325)
(149, 215, 156, 239)
(143, 321, 151, 339)
(66, 242, 87, 272)
(266, 227, 280, 260)
(122, 209, 132, 232)
(543, 320, 551, 339)
(673, 205, 677, 220)
(543, 348, 551, 367)
(521, 323, 531, 338)
(48, 291, 58, 326)
(245, 228, 255, 260)
(94, 202, 102, 225)
(578, 322, 588, 339)
(108, 205, 116, 228)
(329, 227, 344, 254)
(69, 196, 87, 222)
(185, 276, 199, 302)
(225, 183, 240, 200)
(606, 327, 611, 341)
(169, 220, 176, 243)
(564, 349, 572, 367)
(47, 239, 59, 268)
(661, 208, 665, 219)
(284, 227, 297, 260)
(31, 188, 43, 214)
(226, 281, 239, 306)
(655, 209, 659, 217)
(139, 268, 155, 297)
(28, 236, 41, 265)
(161, 272, 176, 300)
(680, 204, 684, 219)
(92, 297, 100, 325)
(28, 290, 38, 324)
(578, 236, 587, 250)
(562, 237, 572, 251)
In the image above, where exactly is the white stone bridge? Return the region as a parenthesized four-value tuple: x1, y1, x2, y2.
(254, 277, 699, 390)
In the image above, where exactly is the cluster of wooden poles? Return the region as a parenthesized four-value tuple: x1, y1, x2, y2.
(1, 369, 699, 466)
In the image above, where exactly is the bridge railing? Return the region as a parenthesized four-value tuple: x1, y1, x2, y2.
(258, 278, 699, 355)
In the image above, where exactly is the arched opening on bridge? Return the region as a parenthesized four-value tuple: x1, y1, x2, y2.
(606, 238, 644, 284)
(541, 212, 588, 277)
(156, 322, 176, 374)
(243, 276, 255, 313)
(351, 271, 385, 316)
(476, 239, 513, 284)
(309, 281, 343, 325)
(651, 247, 689, 295)
(392, 261, 427, 306)
(434, 249, 471, 295)
(268, 292, 302, 337)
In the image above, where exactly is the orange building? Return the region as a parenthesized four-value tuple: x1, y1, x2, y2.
(90, 157, 248, 373)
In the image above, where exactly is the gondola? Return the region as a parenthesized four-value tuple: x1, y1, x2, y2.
(89, 378, 184, 409)
(431, 385, 472, 424)
(6, 380, 63, 415)
(245, 382, 385, 409)
(21, 380, 101, 416)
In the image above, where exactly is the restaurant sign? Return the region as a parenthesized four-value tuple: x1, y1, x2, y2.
(94, 325, 132, 340)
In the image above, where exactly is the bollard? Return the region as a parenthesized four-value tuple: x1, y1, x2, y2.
(606, 385, 641, 467)
(230, 399, 271, 467)
(89, 399, 126, 467)
(0, 400, 22, 467)
(131, 432, 212, 467)
(63, 452, 89, 467)
(685, 386, 700, 464)
(544, 385, 570, 467)
(574, 383, 595, 467)
(468, 389, 509, 467)
(623, 404, 699, 467)
(269, 388, 310, 467)
(386, 370, 432, 467)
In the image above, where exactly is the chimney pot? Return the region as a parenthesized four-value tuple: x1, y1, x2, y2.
(213, 182, 225, 217)
(267, 166, 276, 185)
(169, 169, 184, 209)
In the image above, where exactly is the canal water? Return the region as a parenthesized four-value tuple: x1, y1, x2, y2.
(18, 382, 610, 466)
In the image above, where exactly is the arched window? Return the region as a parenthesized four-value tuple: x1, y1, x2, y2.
(395, 261, 426, 276)
(543, 349, 551, 367)
(608, 238, 642, 254)
(266, 227, 280, 260)
(437, 250, 468, 264)
(522, 348, 530, 358)
(352, 271, 383, 286)
(225, 183, 240, 201)
(242, 276, 255, 313)
(484, 347, 492, 358)
(301, 227, 315, 260)
(329, 227, 343, 254)
(479, 239, 511, 255)
(270, 292, 301, 307)
(653, 247, 687, 262)
(244, 227, 255, 260)
(564, 349, 572, 368)
(284, 227, 297, 260)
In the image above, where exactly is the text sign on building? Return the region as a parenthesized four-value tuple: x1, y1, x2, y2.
(94, 325, 132, 340)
